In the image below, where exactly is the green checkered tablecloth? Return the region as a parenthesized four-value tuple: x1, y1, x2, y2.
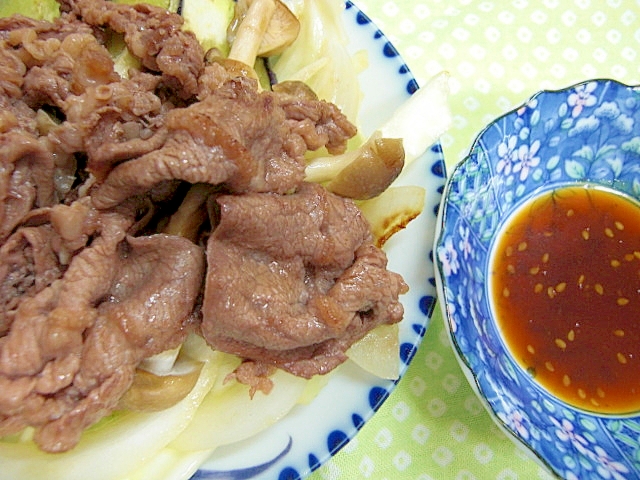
(310, 1, 640, 478)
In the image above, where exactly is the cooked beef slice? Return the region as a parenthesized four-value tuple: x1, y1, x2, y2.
(0, 224, 62, 336)
(201, 183, 408, 378)
(0, 131, 56, 241)
(91, 76, 356, 209)
(60, 0, 204, 99)
(0, 214, 205, 452)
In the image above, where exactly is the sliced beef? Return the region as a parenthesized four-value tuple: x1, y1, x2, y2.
(53, 71, 168, 179)
(91, 77, 356, 209)
(0, 130, 56, 240)
(0, 224, 62, 336)
(0, 214, 205, 452)
(201, 183, 408, 378)
(60, 0, 204, 99)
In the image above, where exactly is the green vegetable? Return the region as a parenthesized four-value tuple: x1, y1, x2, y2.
(0, 0, 60, 21)
(181, 0, 234, 56)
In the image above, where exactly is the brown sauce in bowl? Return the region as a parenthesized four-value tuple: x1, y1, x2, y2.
(489, 185, 640, 414)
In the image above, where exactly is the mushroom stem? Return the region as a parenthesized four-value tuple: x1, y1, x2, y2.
(228, 0, 277, 66)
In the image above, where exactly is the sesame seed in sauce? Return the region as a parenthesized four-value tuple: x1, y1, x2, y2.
(617, 353, 628, 364)
(555, 338, 567, 350)
(581, 229, 590, 240)
(567, 330, 575, 341)
(563, 375, 571, 387)
(594, 283, 604, 295)
(617, 297, 629, 306)
(615, 221, 625, 231)
(605, 227, 614, 238)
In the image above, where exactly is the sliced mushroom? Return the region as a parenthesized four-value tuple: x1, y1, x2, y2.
(228, 0, 300, 67)
(118, 359, 203, 412)
(322, 134, 405, 200)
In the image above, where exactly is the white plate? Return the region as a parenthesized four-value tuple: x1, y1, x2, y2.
(190, 2, 447, 479)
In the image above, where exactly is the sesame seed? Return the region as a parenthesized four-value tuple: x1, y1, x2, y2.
(527, 344, 535, 354)
(534, 283, 543, 293)
(507, 264, 516, 274)
(556, 282, 567, 293)
(591, 398, 600, 407)
(594, 284, 604, 295)
(577, 274, 585, 285)
(505, 246, 513, 257)
(617, 297, 629, 306)
(547, 286, 556, 298)
(617, 352, 628, 364)
(605, 227, 614, 238)
(555, 338, 567, 349)
(541, 253, 549, 263)
(611, 259, 621, 268)
(624, 253, 635, 262)
(543, 231, 553, 237)
(566, 209, 574, 217)
(578, 388, 587, 399)
(614, 329, 625, 337)
(615, 221, 624, 231)
(518, 241, 528, 252)
(529, 266, 540, 275)
(567, 330, 575, 341)
(597, 387, 606, 398)
(635, 251, 640, 259)
(545, 361, 555, 372)
(502, 287, 510, 298)
(581, 229, 590, 240)
(563, 374, 571, 387)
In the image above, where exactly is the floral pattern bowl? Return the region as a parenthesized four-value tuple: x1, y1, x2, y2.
(434, 79, 640, 480)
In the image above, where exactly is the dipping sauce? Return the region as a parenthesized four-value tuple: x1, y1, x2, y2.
(489, 186, 640, 414)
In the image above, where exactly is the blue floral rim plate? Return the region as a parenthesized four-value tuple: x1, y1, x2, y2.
(435, 79, 640, 480)
(191, 3, 446, 479)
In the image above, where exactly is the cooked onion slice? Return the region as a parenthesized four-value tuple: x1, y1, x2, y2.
(172, 358, 308, 451)
(357, 186, 426, 247)
(347, 324, 400, 380)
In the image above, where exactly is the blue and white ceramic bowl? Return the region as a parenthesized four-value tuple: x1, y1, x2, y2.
(435, 79, 640, 480)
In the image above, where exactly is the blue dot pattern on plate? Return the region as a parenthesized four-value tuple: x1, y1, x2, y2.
(436, 79, 640, 480)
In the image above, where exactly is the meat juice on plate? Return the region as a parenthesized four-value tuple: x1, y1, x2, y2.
(489, 185, 640, 414)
